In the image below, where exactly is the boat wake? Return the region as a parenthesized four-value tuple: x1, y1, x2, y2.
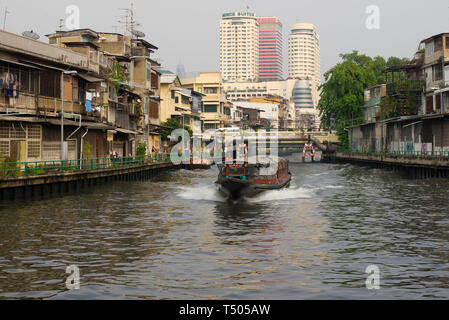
(176, 181, 344, 204)
(177, 185, 228, 203)
(245, 186, 315, 203)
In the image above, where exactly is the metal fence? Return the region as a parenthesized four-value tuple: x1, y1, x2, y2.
(341, 149, 449, 160)
(0, 154, 171, 179)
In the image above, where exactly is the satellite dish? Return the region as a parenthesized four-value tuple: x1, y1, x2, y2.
(133, 30, 146, 38)
(22, 30, 40, 40)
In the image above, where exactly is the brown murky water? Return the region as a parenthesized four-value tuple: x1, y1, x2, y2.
(1, 153, 449, 299)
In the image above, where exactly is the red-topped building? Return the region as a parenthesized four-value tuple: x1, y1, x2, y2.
(257, 17, 283, 81)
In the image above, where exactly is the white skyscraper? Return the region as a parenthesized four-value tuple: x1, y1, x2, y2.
(288, 23, 321, 90)
(220, 12, 259, 82)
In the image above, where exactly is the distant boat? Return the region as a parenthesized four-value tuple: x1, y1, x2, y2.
(302, 142, 317, 162)
(217, 157, 292, 201)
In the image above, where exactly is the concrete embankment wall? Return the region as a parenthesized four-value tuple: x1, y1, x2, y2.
(0, 163, 211, 201)
(324, 152, 449, 179)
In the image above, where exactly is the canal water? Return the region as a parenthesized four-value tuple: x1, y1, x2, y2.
(1, 153, 449, 299)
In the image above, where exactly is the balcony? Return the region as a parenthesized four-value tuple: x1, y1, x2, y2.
(386, 80, 425, 96)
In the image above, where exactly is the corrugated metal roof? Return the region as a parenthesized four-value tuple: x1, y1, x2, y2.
(160, 74, 179, 84)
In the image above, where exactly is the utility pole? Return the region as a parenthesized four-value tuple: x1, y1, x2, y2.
(61, 70, 78, 161)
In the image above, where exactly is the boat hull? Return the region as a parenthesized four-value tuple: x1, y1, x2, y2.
(217, 173, 292, 200)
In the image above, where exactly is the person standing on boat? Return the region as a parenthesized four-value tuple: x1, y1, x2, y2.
(237, 142, 248, 164)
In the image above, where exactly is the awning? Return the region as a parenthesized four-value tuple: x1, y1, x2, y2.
(0, 115, 43, 123)
(19, 60, 67, 72)
(434, 87, 449, 94)
(46, 118, 115, 130)
(78, 73, 103, 83)
(0, 58, 43, 70)
(148, 123, 172, 132)
(422, 114, 445, 120)
(171, 87, 192, 98)
(84, 123, 116, 130)
(115, 128, 138, 135)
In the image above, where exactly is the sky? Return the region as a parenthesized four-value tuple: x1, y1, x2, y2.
(1, 0, 449, 79)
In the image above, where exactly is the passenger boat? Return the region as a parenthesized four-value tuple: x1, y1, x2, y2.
(217, 157, 292, 200)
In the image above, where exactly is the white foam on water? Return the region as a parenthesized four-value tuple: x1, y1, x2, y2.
(177, 185, 227, 203)
(311, 172, 330, 177)
(246, 186, 315, 203)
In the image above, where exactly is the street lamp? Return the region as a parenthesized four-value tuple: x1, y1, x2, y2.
(61, 70, 78, 160)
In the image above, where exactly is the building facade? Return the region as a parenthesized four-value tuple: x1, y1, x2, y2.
(288, 23, 321, 90)
(159, 70, 204, 136)
(347, 33, 449, 155)
(257, 17, 283, 81)
(0, 27, 167, 164)
(223, 78, 319, 129)
(181, 72, 231, 130)
(220, 12, 259, 82)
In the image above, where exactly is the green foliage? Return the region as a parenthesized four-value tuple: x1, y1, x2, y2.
(83, 141, 92, 159)
(336, 126, 349, 150)
(0, 157, 18, 177)
(318, 50, 410, 145)
(135, 102, 143, 115)
(161, 118, 193, 141)
(137, 142, 147, 156)
(379, 90, 421, 119)
(110, 61, 131, 91)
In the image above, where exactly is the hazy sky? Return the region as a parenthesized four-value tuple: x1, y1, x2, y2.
(2, 0, 449, 78)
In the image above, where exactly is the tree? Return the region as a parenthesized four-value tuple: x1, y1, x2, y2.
(137, 142, 147, 157)
(318, 51, 410, 148)
(161, 118, 193, 141)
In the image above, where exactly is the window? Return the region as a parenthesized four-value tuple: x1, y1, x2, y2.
(204, 105, 218, 113)
(435, 65, 443, 81)
(204, 87, 218, 94)
(39, 70, 61, 98)
(149, 100, 159, 119)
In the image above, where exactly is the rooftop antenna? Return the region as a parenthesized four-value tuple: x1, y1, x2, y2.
(58, 18, 65, 31)
(3, 7, 10, 30)
(117, 3, 141, 38)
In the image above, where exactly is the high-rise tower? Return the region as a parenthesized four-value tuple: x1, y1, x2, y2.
(257, 17, 283, 81)
(288, 23, 321, 89)
(220, 12, 259, 82)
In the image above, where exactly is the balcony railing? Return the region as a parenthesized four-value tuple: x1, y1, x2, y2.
(386, 80, 425, 95)
(37, 96, 85, 115)
(0, 154, 172, 179)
